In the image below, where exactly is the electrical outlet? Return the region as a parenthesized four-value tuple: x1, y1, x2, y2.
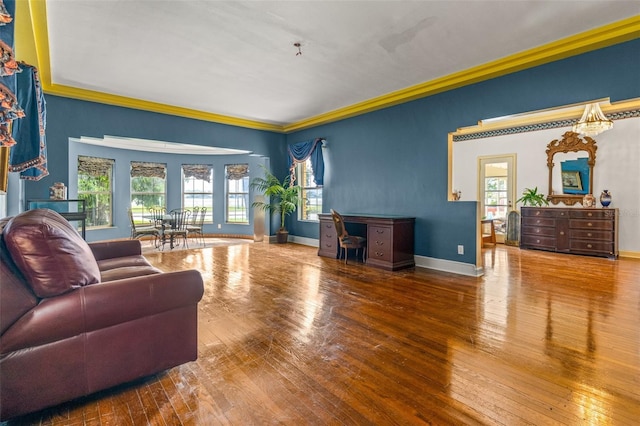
(217, 223, 222, 229)
(457, 245, 464, 255)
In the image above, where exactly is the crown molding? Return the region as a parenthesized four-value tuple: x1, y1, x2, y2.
(18, 2, 640, 133)
(284, 16, 640, 133)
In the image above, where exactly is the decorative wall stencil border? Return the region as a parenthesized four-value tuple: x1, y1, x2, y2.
(453, 109, 640, 141)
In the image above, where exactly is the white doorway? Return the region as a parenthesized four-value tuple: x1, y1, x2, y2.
(478, 155, 516, 243)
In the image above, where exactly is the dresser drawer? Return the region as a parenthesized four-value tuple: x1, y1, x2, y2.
(570, 210, 615, 219)
(521, 234, 556, 249)
(570, 240, 614, 254)
(521, 208, 558, 218)
(368, 226, 392, 261)
(569, 219, 613, 231)
(570, 229, 613, 241)
(521, 225, 556, 237)
(522, 217, 556, 228)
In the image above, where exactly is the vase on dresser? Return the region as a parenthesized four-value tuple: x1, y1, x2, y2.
(600, 190, 612, 208)
(582, 193, 596, 208)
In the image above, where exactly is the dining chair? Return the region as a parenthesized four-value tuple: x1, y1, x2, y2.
(148, 206, 167, 230)
(330, 209, 366, 264)
(128, 208, 160, 245)
(162, 209, 191, 250)
(187, 207, 207, 246)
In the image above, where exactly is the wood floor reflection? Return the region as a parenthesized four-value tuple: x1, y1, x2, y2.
(5, 243, 640, 425)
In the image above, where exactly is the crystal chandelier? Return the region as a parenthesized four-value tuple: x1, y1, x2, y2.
(572, 103, 613, 136)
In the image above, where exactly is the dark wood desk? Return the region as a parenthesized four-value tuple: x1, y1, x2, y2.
(318, 213, 415, 270)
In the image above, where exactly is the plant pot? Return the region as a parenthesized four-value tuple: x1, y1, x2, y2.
(276, 229, 289, 244)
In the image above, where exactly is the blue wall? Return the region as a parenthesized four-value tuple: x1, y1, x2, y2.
(67, 140, 271, 242)
(18, 38, 640, 264)
(286, 38, 640, 263)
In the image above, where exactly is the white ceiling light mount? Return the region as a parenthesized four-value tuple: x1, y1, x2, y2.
(572, 102, 613, 136)
(293, 42, 302, 56)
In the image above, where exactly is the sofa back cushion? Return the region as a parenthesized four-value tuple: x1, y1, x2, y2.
(3, 209, 101, 298)
(1, 217, 39, 335)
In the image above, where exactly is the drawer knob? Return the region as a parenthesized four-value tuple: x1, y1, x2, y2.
(588, 212, 593, 217)
(536, 220, 541, 224)
(587, 233, 592, 237)
(375, 251, 384, 257)
(535, 211, 541, 216)
(376, 241, 384, 246)
(376, 229, 385, 234)
(587, 244, 593, 248)
(560, 212, 565, 216)
(588, 222, 593, 227)
(536, 229, 540, 233)
(536, 239, 540, 243)
(325, 243, 332, 248)
(559, 231, 565, 236)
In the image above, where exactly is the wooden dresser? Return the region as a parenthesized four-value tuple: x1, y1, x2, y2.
(318, 214, 415, 270)
(520, 207, 618, 259)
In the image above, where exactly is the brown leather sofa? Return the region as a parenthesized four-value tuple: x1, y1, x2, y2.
(0, 209, 204, 421)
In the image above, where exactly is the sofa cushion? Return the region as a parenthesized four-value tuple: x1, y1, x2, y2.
(1, 217, 39, 335)
(3, 209, 101, 298)
(100, 265, 162, 282)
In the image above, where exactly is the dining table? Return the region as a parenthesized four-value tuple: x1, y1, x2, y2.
(142, 214, 177, 249)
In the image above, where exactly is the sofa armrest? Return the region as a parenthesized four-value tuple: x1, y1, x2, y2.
(89, 240, 142, 261)
(83, 269, 204, 330)
(0, 270, 204, 353)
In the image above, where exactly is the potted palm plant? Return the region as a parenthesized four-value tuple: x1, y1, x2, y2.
(251, 166, 300, 243)
(516, 187, 549, 207)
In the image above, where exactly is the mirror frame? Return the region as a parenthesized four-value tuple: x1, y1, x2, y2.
(546, 131, 597, 206)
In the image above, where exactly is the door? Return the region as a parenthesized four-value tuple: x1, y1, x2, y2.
(478, 155, 516, 243)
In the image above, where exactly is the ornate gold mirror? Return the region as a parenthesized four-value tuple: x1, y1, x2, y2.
(546, 131, 597, 206)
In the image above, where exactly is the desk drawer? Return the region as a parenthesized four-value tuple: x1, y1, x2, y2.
(318, 220, 338, 257)
(368, 226, 391, 261)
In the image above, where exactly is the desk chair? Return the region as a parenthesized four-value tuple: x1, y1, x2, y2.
(330, 209, 367, 264)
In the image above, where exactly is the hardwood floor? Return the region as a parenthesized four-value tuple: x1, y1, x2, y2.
(4, 243, 639, 425)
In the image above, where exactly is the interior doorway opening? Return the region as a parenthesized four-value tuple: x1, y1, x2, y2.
(478, 155, 516, 244)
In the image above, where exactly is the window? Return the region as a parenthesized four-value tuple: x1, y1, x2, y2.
(182, 164, 213, 222)
(130, 162, 166, 222)
(297, 158, 322, 221)
(77, 156, 114, 228)
(225, 164, 249, 223)
(484, 176, 508, 220)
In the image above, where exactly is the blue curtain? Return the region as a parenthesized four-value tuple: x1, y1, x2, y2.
(287, 138, 324, 186)
(9, 64, 48, 180)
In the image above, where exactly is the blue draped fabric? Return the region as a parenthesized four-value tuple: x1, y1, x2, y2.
(287, 138, 324, 186)
(9, 64, 48, 180)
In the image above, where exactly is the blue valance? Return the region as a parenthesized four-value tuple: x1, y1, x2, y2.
(287, 138, 324, 186)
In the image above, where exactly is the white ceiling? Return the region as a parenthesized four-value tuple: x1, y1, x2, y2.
(45, 1, 640, 127)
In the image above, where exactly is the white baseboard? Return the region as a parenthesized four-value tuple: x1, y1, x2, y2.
(289, 235, 319, 247)
(414, 255, 483, 277)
